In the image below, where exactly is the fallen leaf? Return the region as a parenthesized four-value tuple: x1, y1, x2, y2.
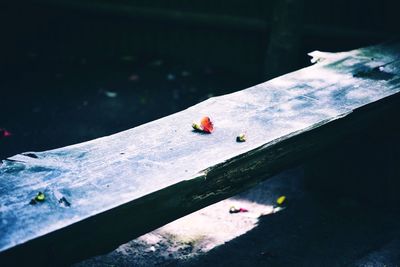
(200, 117, 213, 133)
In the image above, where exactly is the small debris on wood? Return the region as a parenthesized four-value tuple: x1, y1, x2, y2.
(229, 206, 249, 214)
(29, 192, 45, 205)
(59, 196, 71, 207)
(236, 133, 246, 142)
(192, 117, 214, 133)
(192, 122, 202, 131)
(35, 192, 45, 202)
(276, 195, 286, 205)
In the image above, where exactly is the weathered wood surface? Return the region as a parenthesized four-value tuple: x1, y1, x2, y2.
(1, 42, 400, 265)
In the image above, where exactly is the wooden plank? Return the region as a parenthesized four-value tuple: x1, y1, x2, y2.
(1, 42, 400, 266)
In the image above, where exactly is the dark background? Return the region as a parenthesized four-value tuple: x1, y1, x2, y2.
(1, 1, 400, 266)
(0, 0, 399, 159)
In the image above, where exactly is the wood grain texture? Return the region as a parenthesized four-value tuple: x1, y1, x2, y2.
(1, 42, 399, 266)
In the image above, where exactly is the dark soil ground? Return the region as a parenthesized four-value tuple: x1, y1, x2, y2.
(74, 167, 400, 267)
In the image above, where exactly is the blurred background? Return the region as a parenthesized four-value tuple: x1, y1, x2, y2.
(0, 0, 399, 158)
